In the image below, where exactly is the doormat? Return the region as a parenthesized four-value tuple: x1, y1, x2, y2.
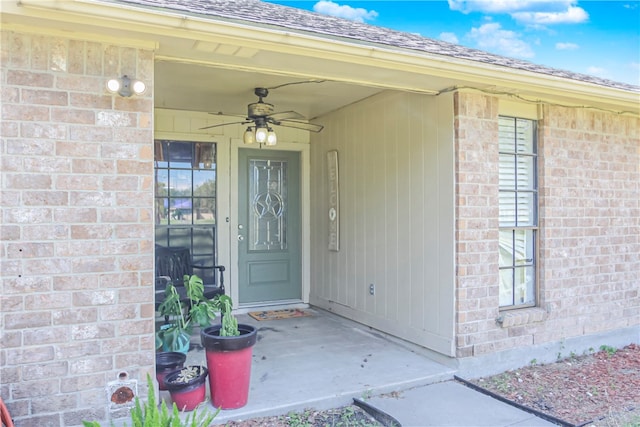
(248, 308, 312, 321)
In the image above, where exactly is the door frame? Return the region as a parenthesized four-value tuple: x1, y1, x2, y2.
(229, 138, 311, 308)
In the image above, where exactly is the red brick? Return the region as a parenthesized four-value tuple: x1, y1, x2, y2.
(51, 108, 95, 124)
(6, 70, 54, 87)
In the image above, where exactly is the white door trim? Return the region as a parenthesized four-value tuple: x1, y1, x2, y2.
(229, 139, 311, 308)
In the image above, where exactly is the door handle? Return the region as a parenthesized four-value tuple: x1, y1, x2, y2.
(238, 235, 244, 242)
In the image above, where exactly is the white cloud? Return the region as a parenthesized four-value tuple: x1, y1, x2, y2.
(467, 22, 534, 58)
(555, 42, 579, 50)
(512, 6, 588, 25)
(313, 1, 378, 23)
(440, 32, 459, 44)
(448, 0, 588, 25)
(586, 66, 608, 77)
(449, 0, 574, 14)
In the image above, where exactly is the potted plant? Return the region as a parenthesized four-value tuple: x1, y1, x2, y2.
(164, 365, 209, 412)
(156, 351, 186, 391)
(200, 295, 258, 409)
(156, 275, 219, 354)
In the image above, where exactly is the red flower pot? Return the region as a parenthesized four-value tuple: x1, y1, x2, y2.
(201, 324, 257, 409)
(164, 366, 208, 411)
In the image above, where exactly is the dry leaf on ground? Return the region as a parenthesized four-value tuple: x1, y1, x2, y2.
(467, 343, 640, 426)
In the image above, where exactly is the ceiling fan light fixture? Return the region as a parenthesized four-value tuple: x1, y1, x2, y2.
(243, 127, 256, 144)
(255, 125, 268, 144)
(266, 128, 277, 146)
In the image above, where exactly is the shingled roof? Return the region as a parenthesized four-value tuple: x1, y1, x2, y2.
(112, 0, 638, 92)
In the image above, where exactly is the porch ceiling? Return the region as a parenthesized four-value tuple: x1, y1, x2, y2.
(153, 61, 386, 120)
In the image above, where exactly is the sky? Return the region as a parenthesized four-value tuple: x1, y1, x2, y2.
(262, 0, 640, 86)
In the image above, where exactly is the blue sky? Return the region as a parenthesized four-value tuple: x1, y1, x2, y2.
(262, 1, 640, 86)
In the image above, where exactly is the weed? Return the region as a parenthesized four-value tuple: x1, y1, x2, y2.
(326, 405, 380, 427)
(600, 345, 617, 357)
(556, 339, 567, 361)
(284, 409, 313, 427)
(283, 406, 381, 427)
(491, 373, 512, 394)
(361, 389, 373, 400)
(530, 358, 538, 366)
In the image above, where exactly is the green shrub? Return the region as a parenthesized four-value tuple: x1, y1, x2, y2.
(83, 374, 218, 427)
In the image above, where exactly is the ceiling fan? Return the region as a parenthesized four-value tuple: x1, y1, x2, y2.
(200, 87, 324, 146)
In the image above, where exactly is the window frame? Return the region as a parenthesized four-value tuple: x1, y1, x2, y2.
(498, 116, 539, 310)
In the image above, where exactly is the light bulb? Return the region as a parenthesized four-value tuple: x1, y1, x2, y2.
(266, 128, 277, 146)
(106, 78, 121, 93)
(132, 80, 146, 95)
(255, 126, 268, 143)
(243, 127, 256, 144)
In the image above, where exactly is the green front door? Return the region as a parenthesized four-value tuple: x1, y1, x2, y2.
(238, 149, 301, 304)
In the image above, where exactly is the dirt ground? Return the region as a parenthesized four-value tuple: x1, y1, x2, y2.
(467, 343, 640, 426)
(220, 343, 639, 427)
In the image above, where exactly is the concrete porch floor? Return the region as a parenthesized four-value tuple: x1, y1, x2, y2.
(167, 306, 456, 424)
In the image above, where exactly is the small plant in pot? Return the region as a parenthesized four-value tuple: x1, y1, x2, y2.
(156, 351, 186, 391)
(164, 365, 209, 412)
(200, 295, 258, 409)
(156, 275, 219, 354)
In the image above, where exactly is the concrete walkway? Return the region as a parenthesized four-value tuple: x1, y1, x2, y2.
(357, 381, 556, 426)
(164, 307, 556, 426)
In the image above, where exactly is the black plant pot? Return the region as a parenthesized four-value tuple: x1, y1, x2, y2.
(200, 324, 257, 409)
(156, 351, 187, 390)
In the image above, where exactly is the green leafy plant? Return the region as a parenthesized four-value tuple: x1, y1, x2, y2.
(157, 275, 241, 348)
(83, 374, 219, 427)
(218, 294, 240, 337)
(156, 275, 222, 351)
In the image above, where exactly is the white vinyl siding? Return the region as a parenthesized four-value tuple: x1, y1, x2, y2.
(309, 91, 455, 356)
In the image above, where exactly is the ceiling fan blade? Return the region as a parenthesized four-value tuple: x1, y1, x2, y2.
(269, 111, 304, 121)
(199, 120, 248, 130)
(208, 111, 246, 119)
(276, 120, 324, 133)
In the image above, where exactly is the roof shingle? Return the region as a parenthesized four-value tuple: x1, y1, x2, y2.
(110, 0, 638, 92)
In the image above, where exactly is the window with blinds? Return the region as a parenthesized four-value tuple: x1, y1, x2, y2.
(498, 117, 538, 308)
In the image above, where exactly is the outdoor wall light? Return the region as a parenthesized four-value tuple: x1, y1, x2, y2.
(106, 75, 146, 97)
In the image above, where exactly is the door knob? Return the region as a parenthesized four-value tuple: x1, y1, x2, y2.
(238, 235, 244, 241)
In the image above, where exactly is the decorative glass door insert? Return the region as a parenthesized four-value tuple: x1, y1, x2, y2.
(249, 159, 288, 251)
(238, 149, 301, 303)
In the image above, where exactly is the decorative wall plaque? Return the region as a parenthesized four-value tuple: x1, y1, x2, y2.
(327, 150, 339, 251)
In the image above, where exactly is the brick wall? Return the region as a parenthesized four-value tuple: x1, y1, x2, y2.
(1, 30, 155, 426)
(538, 105, 640, 339)
(454, 91, 640, 359)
